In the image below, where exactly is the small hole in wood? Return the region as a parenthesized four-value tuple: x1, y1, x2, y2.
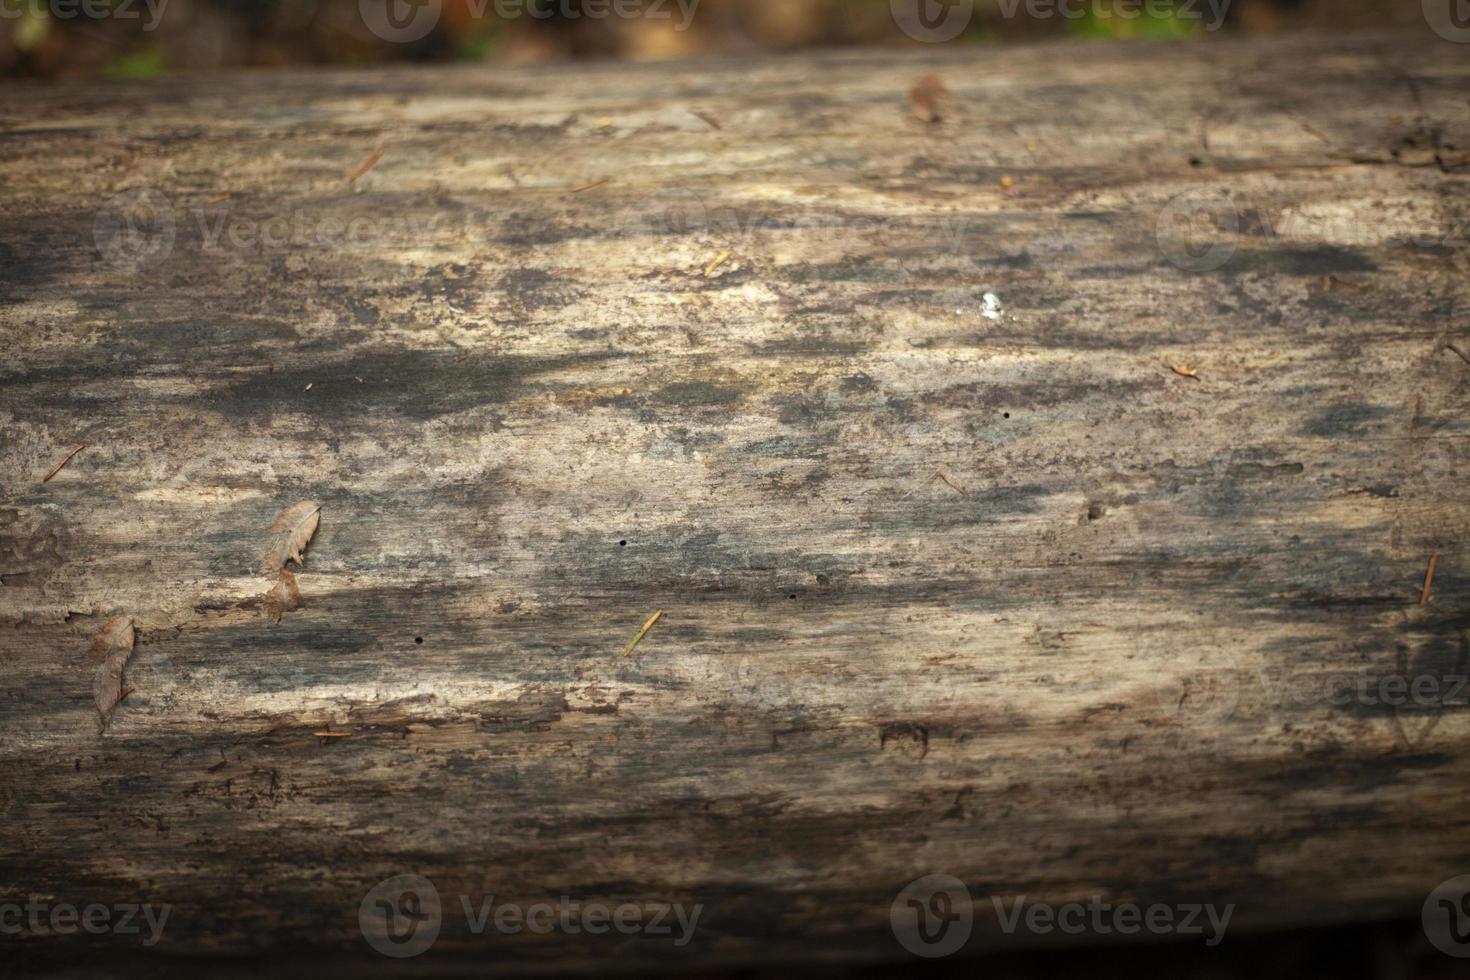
(414, 636, 423, 644)
(1002, 412, 1010, 419)
(619, 540, 627, 547)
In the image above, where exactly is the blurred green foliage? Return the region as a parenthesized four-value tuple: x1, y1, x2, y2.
(0, 0, 1424, 78)
(1067, 2, 1203, 38)
(104, 45, 164, 79)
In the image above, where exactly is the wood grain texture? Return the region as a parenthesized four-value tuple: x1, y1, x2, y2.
(1, 30, 1469, 975)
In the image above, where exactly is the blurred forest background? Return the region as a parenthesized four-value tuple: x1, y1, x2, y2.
(0, 0, 1433, 78)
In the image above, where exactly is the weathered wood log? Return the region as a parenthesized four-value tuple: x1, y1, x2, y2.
(2, 28, 1469, 974)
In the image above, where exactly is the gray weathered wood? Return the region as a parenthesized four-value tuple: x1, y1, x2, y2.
(2, 29, 1469, 974)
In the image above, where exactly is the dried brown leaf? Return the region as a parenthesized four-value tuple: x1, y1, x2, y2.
(909, 75, 948, 124)
(265, 569, 303, 623)
(263, 501, 321, 575)
(91, 616, 135, 726)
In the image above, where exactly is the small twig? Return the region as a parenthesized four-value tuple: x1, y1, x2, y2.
(1296, 118, 1331, 144)
(900, 468, 966, 500)
(346, 147, 384, 183)
(704, 251, 732, 277)
(1170, 363, 1201, 381)
(622, 610, 664, 657)
(935, 468, 967, 496)
(569, 176, 610, 194)
(313, 731, 351, 738)
(1420, 550, 1439, 606)
(1444, 342, 1470, 366)
(1327, 274, 1368, 292)
(206, 193, 230, 205)
(42, 444, 86, 483)
(691, 109, 722, 131)
(898, 475, 933, 501)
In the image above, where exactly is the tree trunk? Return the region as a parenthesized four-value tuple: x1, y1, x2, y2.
(1, 29, 1469, 975)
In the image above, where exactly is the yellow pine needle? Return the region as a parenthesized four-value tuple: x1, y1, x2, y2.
(622, 610, 664, 657)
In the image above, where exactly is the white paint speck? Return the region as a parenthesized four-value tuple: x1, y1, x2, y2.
(980, 292, 1004, 321)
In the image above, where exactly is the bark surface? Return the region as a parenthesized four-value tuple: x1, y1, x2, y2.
(1, 30, 1469, 975)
